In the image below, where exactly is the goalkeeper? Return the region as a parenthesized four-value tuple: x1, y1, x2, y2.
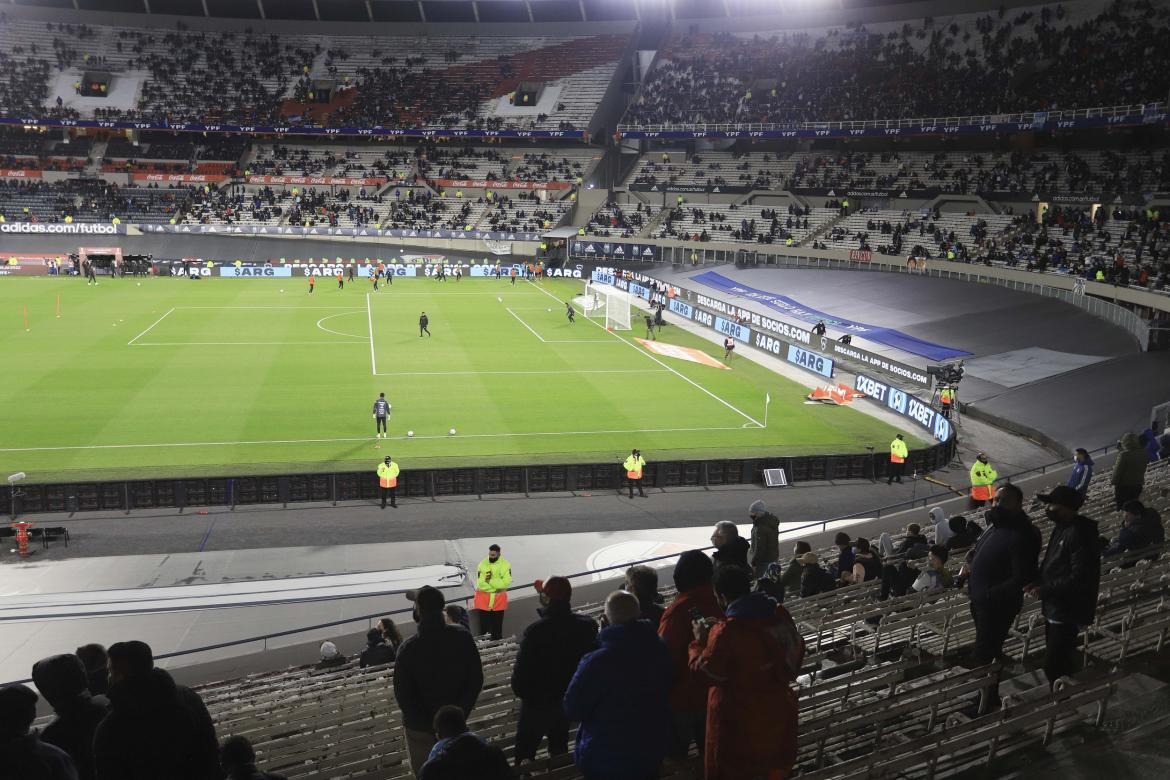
(565, 301, 576, 324)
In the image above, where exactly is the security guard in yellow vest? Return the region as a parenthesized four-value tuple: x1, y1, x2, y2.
(887, 434, 908, 484)
(474, 543, 512, 639)
(969, 453, 997, 507)
(377, 456, 400, 508)
(940, 386, 955, 419)
(624, 448, 647, 498)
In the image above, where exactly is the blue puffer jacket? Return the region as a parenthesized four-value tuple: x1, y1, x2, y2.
(563, 620, 672, 780)
(1066, 455, 1094, 496)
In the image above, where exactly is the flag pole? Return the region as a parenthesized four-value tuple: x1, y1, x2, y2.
(764, 393, 770, 428)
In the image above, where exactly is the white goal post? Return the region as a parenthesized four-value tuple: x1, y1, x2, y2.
(583, 280, 632, 330)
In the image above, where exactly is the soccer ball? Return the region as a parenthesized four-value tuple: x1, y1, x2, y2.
(407, 430, 414, 438)
(137, 282, 141, 286)
(547, 308, 551, 312)
(449, 428, 457, 436)
(280, 289, 284, 293)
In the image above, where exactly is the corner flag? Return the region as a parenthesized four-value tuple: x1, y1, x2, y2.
(766, 392, 771, 405)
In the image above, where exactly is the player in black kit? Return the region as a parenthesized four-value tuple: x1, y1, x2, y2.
(419, 311, 431, 337)
(565, 301, 576, 323)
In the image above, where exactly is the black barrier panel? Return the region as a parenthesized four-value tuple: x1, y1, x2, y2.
(3, 439, 957, 519)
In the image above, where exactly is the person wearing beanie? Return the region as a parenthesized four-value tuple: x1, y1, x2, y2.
(31, 654, 109, 780)
(658, 550, 720, 761)
(0, 683, 79, 780)
(358, 628, 396, 669)
(315, 641, 347, 670)
(511, 576, 598, 766)
(394, 586, 484, 775)
(747, 499, 780, 578)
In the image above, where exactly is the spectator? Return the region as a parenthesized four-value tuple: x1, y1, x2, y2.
(841, 537, 882, 583)
(563, 591, 672, 780)
(831, 532, 855, 580)
(93, 640, 219, 780)
(474, 543, 512, 641)
(689, 565, 804, 780)
(444, 605, 471, 632)
(929, 506, 953, 547)
(1067, 448, 1094, 498)
(418, 705, 512, 780)
(377, 618, 404, 652)
(1027, 486, 1102, 684)
(1104, 500, 1165, 559)
(657, 550, 720, 761)
(510, 576, 598, 766)
(359, 628, 396, 669)
(800, 552, 837, 597)
(878, 522, 928, 559)
(393, 586, 484, 776)
(30, 654, 108, 780)
(624, 565, 665, 627)
(777, 540, 812, 598)
(746, 499, 780, 578)
(945, 515, 982, 551)
(75, 644, 108, 697)
(315, 641, 346, 670)
(911, 545, 953, 592)
(0, 683, 78, 780)
(964, 484, 1042, 713)
(219, 735, 287, 780)
(1113, 432, 1150, 509)
(709, 521, 750, 573)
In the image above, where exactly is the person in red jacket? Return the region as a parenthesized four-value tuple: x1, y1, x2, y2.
(689, 565, 805, 780)
(658, 550, 721, 763)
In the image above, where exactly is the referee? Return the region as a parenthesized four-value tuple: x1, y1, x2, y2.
(373, 392, 391, 441)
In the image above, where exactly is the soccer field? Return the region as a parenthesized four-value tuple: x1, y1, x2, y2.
(0, 274, 916, 482)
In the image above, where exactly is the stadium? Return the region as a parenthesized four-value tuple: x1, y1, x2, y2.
(0, 0, 1169, 777)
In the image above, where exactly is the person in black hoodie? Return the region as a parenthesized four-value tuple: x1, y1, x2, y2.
(510, 576, 599, 766)
(964, 484, 1042, 712)
(358, 628, 396, 669)
(92, 640, 220, 780)
(74, 645, 108, 698)
(219, 735, 287, 780)
(419, 705, 512, 780)
(624, 565, 665, 627)
(1027, 485, 1102, 685)
(30, 654, 108, 780)
(710, 522, 750, 573)
(0, 684, 78, 780)
(394, 586, 484, 776)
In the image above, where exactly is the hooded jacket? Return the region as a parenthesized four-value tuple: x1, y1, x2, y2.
(658, 585, 721, 713)
(0, 733, 78, 780)
(1035, 514, 1102, 625)
(92, 668, 219, 780)
(1112, 433, 1149, 488)
(967, 506, 1042, 613)
(417, 732, 513, 780)
(1067, 454, 1094, 496)
(930, 507, 954, 546)
(748, 512, 781, 570)
(563, 621, 672, 780)
(688, 592, 805, 780)
(358, 638, 396, 669)
(393, 614, 484, 732)
(712, 537, 750, 573)
(511, 600, 599, 706)
(31, 655, 109, 780)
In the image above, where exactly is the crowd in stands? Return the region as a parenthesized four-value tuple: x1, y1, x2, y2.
(587, 201, 653, 238)
(624, 2, 1170, 126)
(0, 179, 191, 224)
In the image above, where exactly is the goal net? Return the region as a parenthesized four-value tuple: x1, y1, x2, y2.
(583, 280, 632, 330)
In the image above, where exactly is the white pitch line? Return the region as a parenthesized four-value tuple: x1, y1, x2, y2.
(316, 311, 366, 340)
(177, 306, 364, 309)
(133, 341, 366, 346)
(526, 281, 765, 428)
(375, 369, 671, 377)
(504, 307, 547, 343)
(366, 292, 378, 376)
(126, 307, 175, 346)
(0, 425, 754, 454)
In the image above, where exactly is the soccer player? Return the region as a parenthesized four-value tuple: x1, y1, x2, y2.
(308, 274, 316, 294)
(85, 259, 97, 285)
(644, 313, 656, 340)
(419, 311, 431, 337)
(373, 392, 391, 440)
(724, 337, 735, 360)
(566, 301, 576, 324)
(371, 267, 379, 292)
(384, 265, 393, 285)
(347, 264, 355, 283)
(336, 271, 344, 290)
(510, 267, 518, 286)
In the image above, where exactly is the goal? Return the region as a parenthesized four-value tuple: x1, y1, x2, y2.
(583, 280, 632, 330)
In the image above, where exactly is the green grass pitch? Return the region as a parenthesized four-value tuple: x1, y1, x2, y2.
(0, 274, 917, 482)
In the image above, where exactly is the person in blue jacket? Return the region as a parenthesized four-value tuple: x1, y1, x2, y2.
(563, 590, 671, 780)
(1066, 448, 1094, 498)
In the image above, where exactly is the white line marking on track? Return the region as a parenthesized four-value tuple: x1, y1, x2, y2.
(0, 426, 753, 454)
(126, 307, 175, 346)
(316, 311, 365, 340)
(366, 292, 378, 375)
(525, 281, 765, 428)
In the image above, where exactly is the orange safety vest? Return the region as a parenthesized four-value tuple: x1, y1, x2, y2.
(970, 484, 994, 501)
(890, 453, 905, 464)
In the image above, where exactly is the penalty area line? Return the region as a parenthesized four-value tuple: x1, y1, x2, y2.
(525, 281, 765, 428)
(126, 307, 175, 346)
(0, 425, 757, 454)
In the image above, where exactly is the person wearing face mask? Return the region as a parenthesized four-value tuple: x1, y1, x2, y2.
(510, 577, 598, 767)
(1066, 448, 1094, 499)
(1026, 486, 1101, 685)
(474, 544, 512, 641)
(963, 483, 1042, 714)
(969, 452, 998, 508)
